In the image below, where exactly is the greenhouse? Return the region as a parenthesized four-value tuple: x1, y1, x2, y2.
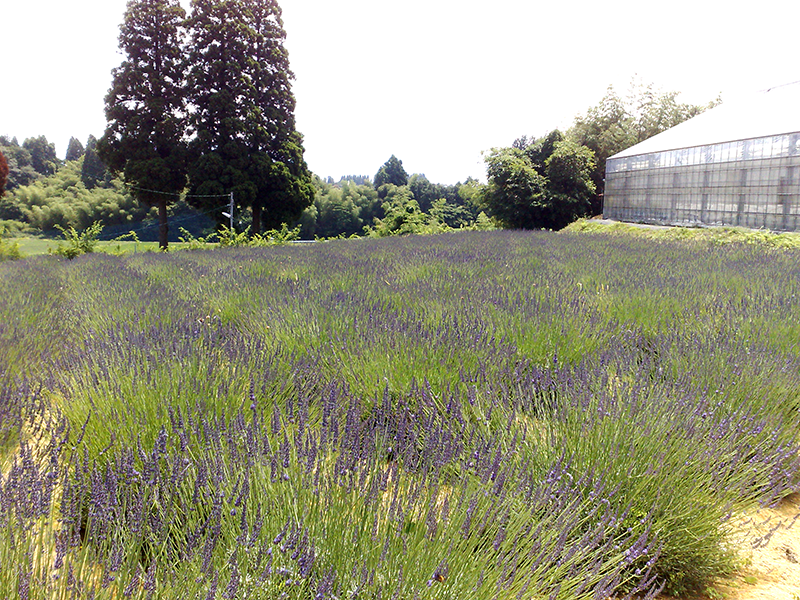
(603, 82, 800, 231)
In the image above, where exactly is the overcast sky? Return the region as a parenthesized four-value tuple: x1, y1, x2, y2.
(3, 0, 799, 184)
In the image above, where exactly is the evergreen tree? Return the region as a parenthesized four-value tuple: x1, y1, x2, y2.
(374, 155, 408, 190)
(81, 136, 110, 190)
(185, 0, 313, 234)
(65, 137, 85, 162)
(22, 136, 59, 176)
(98, 0, 188, 250)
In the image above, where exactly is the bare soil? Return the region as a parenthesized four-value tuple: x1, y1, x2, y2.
(667, 493, 800, 600)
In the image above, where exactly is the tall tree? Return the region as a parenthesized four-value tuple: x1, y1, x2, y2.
(81, 135, 109, 190)
(22, 136, 59, 176)
(98, 0, 188, 250)
(374, 155, 408, 191)
(185, 0, 313, 234)
(0, 151, 8, 197)
(65, 137, 86, 162)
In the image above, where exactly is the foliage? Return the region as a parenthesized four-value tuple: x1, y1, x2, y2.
(98, 0, 188, 250)
(374, 154, 409, 191)
(429, 197, 474, 228)
(406, 173, 476, 227)
(367, 186, 442, 236)
(483, 130, 596, 229)
(0, 219, 30, 236)
(0, 151, 7, 197)
(0, 136, 40, 190)
(217, 224, 300, 247)
(299, 177, 381, 239)
(212, 225, 255, 247)
(186, 0, 314, 235)
(50, 221, 104, 258)
(307, 180, 369, 238)
(5, 159, 157, 231)
(302, 174, 487, 239)
(22, 135, 60, 177)
(179, 223, 301, 248)
(178, 227, 217, 249)
(337, 174, 371, 186)
(65, 137, 85, 162)
(0, 227, 22, 260)
(470, 210, 496, 230)
(0, 231, 799, 599)
(568, 79, 719, 211)
(81, 135, 110, 190)
(368, 189, 492, 237)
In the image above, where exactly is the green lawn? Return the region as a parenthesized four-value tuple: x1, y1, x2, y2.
(14, 237, 199, 256)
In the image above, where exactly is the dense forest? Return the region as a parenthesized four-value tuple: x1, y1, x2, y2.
(0, 80, 717, 242)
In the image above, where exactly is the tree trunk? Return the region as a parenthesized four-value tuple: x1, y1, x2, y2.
(158, 198, 169, 250)
(252, 201, 262, 237)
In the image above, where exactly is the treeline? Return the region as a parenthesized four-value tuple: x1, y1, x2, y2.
(0, 135, 214, 240)
(299, 156, 489, 239)
(302, 76, 717, 236)
(0, 139, 489, 240)
(0, 79, 717, 240)
(0, 134, 138, 233)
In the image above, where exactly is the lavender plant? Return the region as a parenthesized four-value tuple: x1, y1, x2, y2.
(0, 229, 798, 598)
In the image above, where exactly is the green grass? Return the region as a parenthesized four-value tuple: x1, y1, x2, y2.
(565, 218, 800, 248)
(12, 236, 209, 256)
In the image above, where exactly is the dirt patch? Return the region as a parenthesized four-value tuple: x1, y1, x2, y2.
(668, 493, 800, 600)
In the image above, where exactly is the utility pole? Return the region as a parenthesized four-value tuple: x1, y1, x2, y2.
(222, 192, 234, 230)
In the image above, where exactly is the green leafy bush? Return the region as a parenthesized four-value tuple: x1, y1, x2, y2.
(179, 223, 301, 249)
(0, 228, 22, 261)
(51, 221, 104, 259)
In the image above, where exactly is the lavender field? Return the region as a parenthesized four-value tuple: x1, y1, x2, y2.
(1, 229, 799, 600)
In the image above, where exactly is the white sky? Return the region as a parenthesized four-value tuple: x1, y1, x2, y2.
(2, 0, 799, 184)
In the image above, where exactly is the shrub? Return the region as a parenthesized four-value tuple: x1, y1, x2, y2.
(51, 221, 103, 259)
(0, 227, 22, 261)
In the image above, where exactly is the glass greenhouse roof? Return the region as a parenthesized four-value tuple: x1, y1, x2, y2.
(611, 81, 800, 159)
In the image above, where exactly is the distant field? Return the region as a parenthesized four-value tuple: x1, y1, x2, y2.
(1, 229, 798, 600)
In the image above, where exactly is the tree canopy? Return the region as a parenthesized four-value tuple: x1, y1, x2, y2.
(3, 159, 156, 231)
(98, 0, 188, 249)
(374, 155, 409, 192)
(0, 137, 40, 191)
(483, 130, 595, 230)
(186, 0, 313, 234)
(22, 136, 59, 177)
(65, 137, 85, 162)
(298, 164, 485, 239)
(82, 135, 110, 190)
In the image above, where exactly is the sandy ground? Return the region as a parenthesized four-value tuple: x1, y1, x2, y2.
(667, 493, 800, 600)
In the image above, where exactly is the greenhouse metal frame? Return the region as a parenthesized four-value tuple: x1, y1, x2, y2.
(603, 83, 800, 231)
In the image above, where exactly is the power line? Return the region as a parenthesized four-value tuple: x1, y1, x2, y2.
(125, 184, 232, 199)
(97, 201, 231, 241)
